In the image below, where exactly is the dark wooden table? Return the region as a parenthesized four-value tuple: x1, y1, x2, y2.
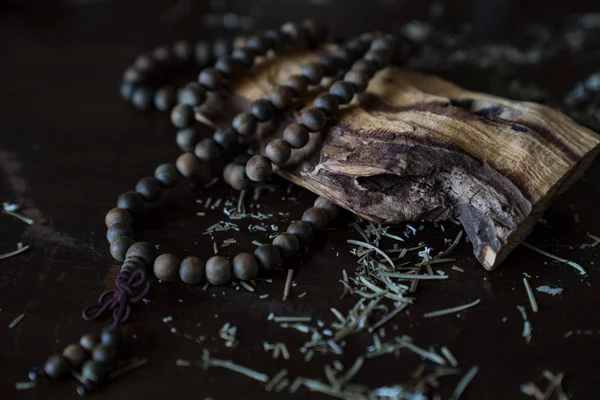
(2, 1, 600, 399)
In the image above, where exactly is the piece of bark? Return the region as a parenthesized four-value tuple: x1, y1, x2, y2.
(196, 51, 600, 270)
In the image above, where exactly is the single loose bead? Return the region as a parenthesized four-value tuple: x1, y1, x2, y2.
(205, 256, 232, 285)
(194, 40, 213, 66)
(153, 86, 176, 112)
(215, 56, 242, 77)
(351, 59, 377, 78)
(81, 360, 108, 383)
(226, 165, 250, 190)
(194, 138, 221, 161)
(135, 177, 161, 202)
(176, 127, 200, 152)
(314, 94, 339, 116)
(105, 208, 132, 228)
(154, 253, 180, 282)
(117, 191, 144, 214)
(330, 81, 355, 104)
(179, 256, 205, 285)
(110, 236, 135, 261)
(125, 242, 156, 264)
(176, 152, 203, 178)
(131, 86, 153, 110)
(213, 128, 238, 150)
(92, 344, 117, 365)
(80, 333, 100, 352)
(246, 155, 272, 182)
(283, 123, 310, 149)
(173, 40, 192, 63)
(44, 354, 70, 379)
(155, 163, 180, 187)
(170, 104, 195, 128)
(106, 222, 133, 243)
(232, 253, 259, 281)
(287, 221, 315, 245)
(213, 38, 233, 59)
(250, 99, 275, 122)
(232, 113, 257, 137)
(302, 207, 329, 231)
(301, 63, 324, 84)
(344, 70, 370, 93)
(246, 35, 269, 55)
(265, 139, 291, 165)
(231, 48, 254, 67)
(101, 328, 123, 347)
(284, 75, 309, 97)
(301, 108, 327, 132)
(269, 85, 294, 110)
(198, 68, 224, 91)
(178, 83, 206, 106)
(120, 82, 135, 101)
(364, 49, 391, 69)
(254, 244, 282, 270)
(63, 344, 88, 368)
(314, 196, 340, 219)
(273, 233, 300, 259)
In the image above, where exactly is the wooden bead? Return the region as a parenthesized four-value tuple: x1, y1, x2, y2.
(232, 253, 259, 281)
(123, 67, 144, 84)
(351, 59, 377, 77)
(264, 29, 285, 51)
(213, 38, 233, 58)
(80, 333, 101, 352)
(332, 47, 353, 68)
(44, 354, 69, 379)
(120, 82, 135, 101)
(301, 63, 324, 84)
(232, 113, 257, 137)
(117, 191, 144, 214)
(346, 37, 369, 56)
(62, 344, 88, 368)
(170, 104, 195, 128)
(314, 94, 339, 116)
(194, 138, 221, 161)
(215, 56, 242, 77)
(319, 55, 339, 76)
(100, 328, 123, 347)
(176, 153, 203, 178)
(153, 253, 180, 281)
(173, 40, 192, 63)
(231, 48, 253, 67)
(246, 155, 272, 182)
(153, 45, 174, 64)
(155, 163, 180, 187)
(364, 49, 391, 68)
(194, 40, 213, 66)
(344, 70, 370, 93)
(246, 35, 269, 55)
(266, 139, 291, 165)
(125, 242, 156, 264)
(135, 177, 161, 202)
(287, 221, 315, 245)
(251, 99, 274, 122)
(132, 86, 153, 110)
(371, 37, 396, 53)
(178, 82, 206, 106)
(302, 207, 329, 231)
(283, 123, 309, 149)
(301, 108, 327, 132)
(281, 21, 307, 48)
(153, 86, 176, 111)
(81, 360, 108, 383)
(198, 68, 223, 91)
(213, 127, 239, 150)
(226, 164, 251, 190)
(330, 81, 355, 104)
(301, 19, 322, 44)
(105, 208, 132, 228)
(273, 233, 300, 259)
(110, 236, 135, 261)
(205, 256, 232, 285)
(179, 256, 205, 285)
(314, 196, 340, 220)
(176, 127, 200, 152)
(92, 344, 117, 365)
(106, 222, 133, 243)
(284, 75, 309, 97)
(269, 85, 294, 110)
(254, 244, 282, 270)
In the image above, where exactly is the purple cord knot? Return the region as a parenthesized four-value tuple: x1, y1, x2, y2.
(82, 268, 150, 328)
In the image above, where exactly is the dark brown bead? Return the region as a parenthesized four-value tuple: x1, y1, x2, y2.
(245, 155, 272, 182)
(134, 54, 156, 73)
(287, 221, 315, 245)
(155, 163, 180, 187)
(301, 108, 327, 132)
(330, 80, 355, 104)
(120, 82, 135, 101)
(333, 47, 353, 68)
(314, 94, 339, 116)
(125, 242, 156, 264)
(301, 19, 323, 44)
(44, 354, 70, 379)
(176, 127, 200, 152)
(346, 37, 369, 56)
(223, 163, 236, 182)
(179, 256, 205, 285)
(281, 21, 307, 48)
(231, 48, 254, 67)
(110, 236, 135, 261)
(194, 138, 221, 161)
(301, 63, 324, 84)
(285, 75, 309, 97)
(92, 344, 117, 365)
(283, 123, 310, 149)
(351, 59, 377, 78)
(213, 127, 239, 150)
(80, 333, 101, 352)
(264, 29, 284, 51)
(250, 99, 274, 122)
(254, 244, 282, 270)
(63, 344, 88, 368)
(153, 86, 176, 112)
(269, 85, 294, 110)
(176, 152, 202, 178)
(318, 55, 340, 76)
(123, 67, 144, 84)
(100, 328, 123, 347)
(153, 253, 180, 282)
(135, 177, 161, 202)
(170, 104, 195, 128)
(371, 37, 396, 53)
(344, 70, 370, 92)
(314, 196, 340, 220)
(107, 222, 133, 243)
(178, 82, 206, 106)
(232, 113, 257, 137)
(81, 360, 108, 383)
(198, 68, 224, 91)
(273, 233, 300, 259)
(226, 164, 250, 190)
(194, 40, 213, 66)
(131, 86, 153, 110)
(173, 40, 193, 63)
(265, 139, 291, 165)
(215, 56, 242, 77)
(364, 49, 391, 69)
(232, 253, 259, 281)
(153, 45, 174, 64)
(205, 256, 232, 285)
(117, 191, 144, 214)
(302, 207, 330, 231)
(246, 35, 269, 55)
(213, 38, 233, 59)
(105, 208, 132, 228)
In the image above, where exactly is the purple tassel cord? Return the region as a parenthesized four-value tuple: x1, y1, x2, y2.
(82, 268, 150, 328)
